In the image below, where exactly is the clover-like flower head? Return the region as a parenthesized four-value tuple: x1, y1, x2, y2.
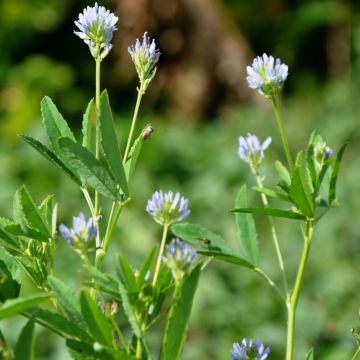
(163, 238, 197, 281)
(231, 339, 270, 360)
(128, 32, 161, 90)
(247, 53, 288, 98)
(74, 3, 118, 61)
(146, 190, 190, 225)
(238, 133, 272, 171)
(59, 213, 98, 245)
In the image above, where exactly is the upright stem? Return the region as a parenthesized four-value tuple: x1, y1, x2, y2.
(94, 58, 101, 257)
(95, 198, 131, 270)
(123, 85, 145, 163)
(253, 170, 288, 295)
(152, 223, 169, 286)
(286, 221, 314, 360)
(271, 96, 294, 172)
(351, 345, 360, 360)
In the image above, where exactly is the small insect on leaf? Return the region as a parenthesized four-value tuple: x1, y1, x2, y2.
(194, 237, 211, 245)
(141, 125, 154, 141)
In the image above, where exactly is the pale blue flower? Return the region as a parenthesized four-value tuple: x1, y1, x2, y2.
(59, 213, 97, 244)
(238, 133, 272, 170)
(314, 142, 333, 166)
(163, 239, 197, 281)
(74, 3, 118, 60)
(128, 32, 161, 89)
(247, 53, 288, 98)
(146, 191, 190, 225)
(231, 339, 270, 360)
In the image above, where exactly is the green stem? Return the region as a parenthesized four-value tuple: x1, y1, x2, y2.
(271, 96, 294, 172)
(351, 345, 360, 360)
(254, 267, 286, 303)
(123, 84, 145, 163)
(253, 170, 288, 295)
(95, 198, 131, 269)
(94, 58, 101, 259)
(286, 221, 314, 360)
(97, 292, 129, 352)
(152, 223, 169, 286)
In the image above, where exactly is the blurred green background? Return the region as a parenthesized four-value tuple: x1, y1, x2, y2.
(0, 0, 360, 359)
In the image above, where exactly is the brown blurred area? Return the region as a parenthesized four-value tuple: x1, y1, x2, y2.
(112, 0, 254, 119)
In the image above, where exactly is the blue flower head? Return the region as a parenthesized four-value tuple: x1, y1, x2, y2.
(238, 133, 272, 171)
(74, 3, 118, 61)
(314, 142, 333, 167)
(59, 213, 97, 245)
(163, 238, 197, 281)
(146, 190, 190, 225)
(128, 32, 161, 90)
(231, 339, 270, 360)
(247, 53, 288, 98)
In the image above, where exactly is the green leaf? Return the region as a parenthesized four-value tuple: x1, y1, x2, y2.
(235, 185, 259, 266)
(39, 195, 54, 229)
(99, 90, 129, 196)
(160, 264, 201, 360)
(80, 291, 113, 347)
(20, 135, 82, 185)
(306, 348, 314, 360)
(275, 160, 291, 185)
(0, 249, 21, 301)
(117, 279, 141, 338)
(66, 339, 113, 360)
(84, 266, 120, 299)
(252, 186, 291, 202)
(124, 132, 144, 180)
(117, 279, 153, 359)
(41, 96, 76, 153)
(312, 162, 330, 200)
(117, 254, 137, 293)
(47, 276, 84, 328)
(231, 207, 307, 220)
(13, 185, 51, 238)
(2, 223, 48, 242)
(198, 251, 255, 269)
(58, 137, 121, 201)
(306, 132, 317, 186)
(0, 294, 49, 319)
(15, 318, 35, 360)
(137, 247, 156, 291)
(171, 223, 234, 254)
(0, 224, 20, 251)
(82, 99, 95, 149)
(30, 308, 91, 342)
(290, 166, 315, 217)
(329, 142, 347, 204)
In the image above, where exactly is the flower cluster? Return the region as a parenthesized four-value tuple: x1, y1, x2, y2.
(74, 3, 118, 61)
(238, 134, 272, 171)
(314, 142, 333, 167)
(59, 213, 97, 245)
(230, 339, 270, 360)
(246, 53, 288, 98)
(163, 238, 197, 281)
(146, 190, 190, 225)
(128, 32, 161, 90)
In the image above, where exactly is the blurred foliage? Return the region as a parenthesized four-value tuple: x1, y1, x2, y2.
(0, 0, 360, 359)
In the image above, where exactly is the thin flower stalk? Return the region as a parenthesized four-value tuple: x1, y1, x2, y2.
(252, 170, 288, 296)
(271, 95, 294, 171)
(152, 223, 169, 286)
